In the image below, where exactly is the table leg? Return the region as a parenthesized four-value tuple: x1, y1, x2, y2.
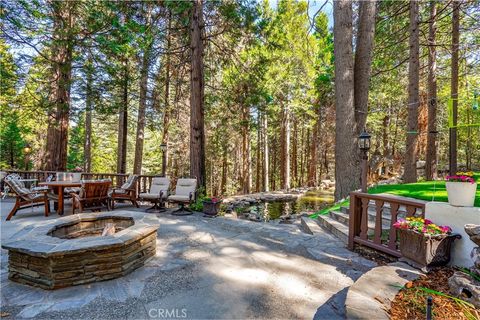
(58, 187, 64, 215)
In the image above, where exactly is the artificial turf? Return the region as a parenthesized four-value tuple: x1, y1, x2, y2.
(310, 173, 480, 219)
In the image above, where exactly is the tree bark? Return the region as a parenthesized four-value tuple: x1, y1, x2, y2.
(280, 103, 290, 190)
(256, 112, 261, 192)
(133, 4, 153, 175)
(449, 0, 460, 175)
(44, 1, 75, 171)
(262, 111, 269, 192)
(116, 61, 128, 174)
(354, 0, 376, 134)
(333, 0, 357, 201)
(189, 0, 206, 189)
(425, 1, 438, 180)
(84, 58, 93, 173)
(241, 103, 251, 194)
(404, 0, 420, 183)
(308, 106, 320, 186)
(291, 117, 298, 188)
(161, 8, 172, 176)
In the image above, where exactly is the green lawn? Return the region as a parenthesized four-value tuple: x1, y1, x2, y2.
(310, 173, 480, 219)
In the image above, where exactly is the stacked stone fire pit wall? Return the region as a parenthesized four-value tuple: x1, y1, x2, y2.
(2, 211, 159, 290)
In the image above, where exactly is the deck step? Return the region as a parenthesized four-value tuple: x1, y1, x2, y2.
(329, 210, 391, 234)
(317, 214, 349, 244)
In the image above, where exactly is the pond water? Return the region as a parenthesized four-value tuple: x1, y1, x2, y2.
(237, 189, 334, 222)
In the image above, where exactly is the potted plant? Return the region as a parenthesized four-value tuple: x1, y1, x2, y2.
(445, 171, 477, 207)
(202, 197, 222, 217)
(394, 217, 461, 271)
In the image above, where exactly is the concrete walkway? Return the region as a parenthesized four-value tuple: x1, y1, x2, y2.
(0, 198, 376, 319)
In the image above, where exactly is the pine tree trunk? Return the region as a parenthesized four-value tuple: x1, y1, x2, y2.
(161, 8, 172, 175)
(133, 4, 153, 175)
(354, 0, 376, 133)
(221, 141, 228, 194)
(241, 102, 251, 194)
(271, 137, 276, 191)
(84, 58, 93, 173)
(333, 0, 357, 201)
(291, 118, 298, 188)
(133, 52, 151, 174)
(425, 1, 438, 180)
(308, 106, 319, 186)
(404, 0, 420, 183)
(449, 1, 460, 175)
(44, 2, 75, 171)
(280, 103, 290, 190)
(256, 113, 261, 192)
(116, 62, 128, 174)
(190, 0, 206, 189)
(263, 111, 269, 192)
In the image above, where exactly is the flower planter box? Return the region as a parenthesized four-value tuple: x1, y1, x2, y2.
(398, 228, 461, 272)
(446, 182, 477, 207)
(202, 201, 222, 216)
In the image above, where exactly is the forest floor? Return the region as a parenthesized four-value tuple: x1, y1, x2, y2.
(389, 268, 479, 320)
(0, 198, 376, 319)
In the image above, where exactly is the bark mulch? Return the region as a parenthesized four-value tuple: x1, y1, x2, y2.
(390, 268, 480, 320)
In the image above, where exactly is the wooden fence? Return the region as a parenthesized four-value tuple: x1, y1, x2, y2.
(3, 170, 163, 195)
(348, 191, 426, 257)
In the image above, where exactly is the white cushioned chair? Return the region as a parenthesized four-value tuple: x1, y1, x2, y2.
(138, 177, 170, 213)
(168, 178, 197, 216)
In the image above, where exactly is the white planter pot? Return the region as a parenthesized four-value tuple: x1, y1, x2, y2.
(71, 173, 82, 182)
(446, 182, 477, 207)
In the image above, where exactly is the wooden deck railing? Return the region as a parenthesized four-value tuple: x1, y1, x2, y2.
(3, 170, 163, 196)
(348, 191, 426, 257)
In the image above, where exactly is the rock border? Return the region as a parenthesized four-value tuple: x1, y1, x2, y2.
(345, 261, 423, 319)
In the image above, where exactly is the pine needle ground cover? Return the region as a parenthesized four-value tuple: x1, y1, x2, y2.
(310, 173, 480, 218)
(389, 268, 479, 320)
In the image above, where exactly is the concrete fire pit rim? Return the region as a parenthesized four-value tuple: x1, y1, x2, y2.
(1, 210, 159, 257)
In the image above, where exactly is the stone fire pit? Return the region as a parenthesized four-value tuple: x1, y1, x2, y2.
(1, 211, 159, 289)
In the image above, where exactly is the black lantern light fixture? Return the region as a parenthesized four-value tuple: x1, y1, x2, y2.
(358, 130, 371, 193)
(160, 143, 167, 152)
(358, 130, 371, 151)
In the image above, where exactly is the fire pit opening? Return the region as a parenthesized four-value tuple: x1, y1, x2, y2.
(47, 216, 134, 239)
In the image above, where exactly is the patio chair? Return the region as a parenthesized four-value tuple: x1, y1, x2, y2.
(167, 178, 197, 216)
(4, 174, 51, 221)
(70, 180, 111, 214)
(109, 174, 139, 209)
(138, 177, 171, 213)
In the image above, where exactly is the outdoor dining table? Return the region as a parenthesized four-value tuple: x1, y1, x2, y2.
(39, 181, 81, 215)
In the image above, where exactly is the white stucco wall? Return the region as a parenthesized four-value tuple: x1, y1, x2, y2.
(425, 202, 480, 268)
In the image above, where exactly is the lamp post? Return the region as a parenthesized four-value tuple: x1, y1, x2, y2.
(358, 130, 371, 193)
(23, 143, 32, 171)
(160, 143, 167, 176)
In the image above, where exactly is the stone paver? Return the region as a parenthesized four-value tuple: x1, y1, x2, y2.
(0, 198, 376, 319)
(345, 262, 422, 320)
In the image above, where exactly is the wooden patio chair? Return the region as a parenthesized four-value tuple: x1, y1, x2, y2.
(109, 174, 139, 209)
(168, 178, 197, 216)
(138, 177, 170, 213)
(4, 174, 51, 221)
(70, 180, 111, 214)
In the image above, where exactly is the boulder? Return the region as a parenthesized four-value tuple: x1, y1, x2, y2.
(448, 272, 480, 308)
